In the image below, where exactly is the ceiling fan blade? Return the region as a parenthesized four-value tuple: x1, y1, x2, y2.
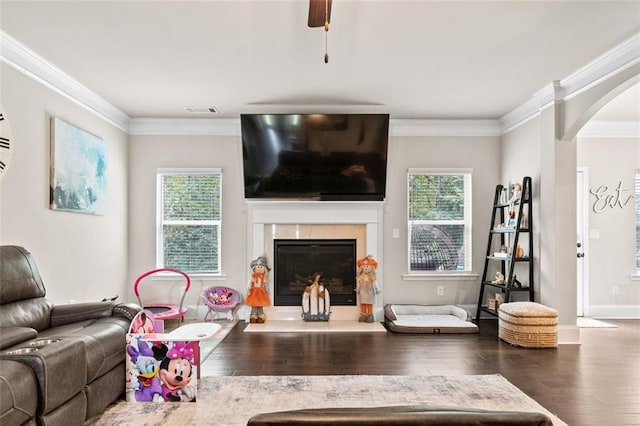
(308, 0, 332, 28)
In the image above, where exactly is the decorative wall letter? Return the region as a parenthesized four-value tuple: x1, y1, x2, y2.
(590, 181, 635, 213)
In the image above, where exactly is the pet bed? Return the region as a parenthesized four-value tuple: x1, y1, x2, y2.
(384, 304, 479, 334)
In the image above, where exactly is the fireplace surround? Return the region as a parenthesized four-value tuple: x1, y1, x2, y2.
(246, 201, 384, 321)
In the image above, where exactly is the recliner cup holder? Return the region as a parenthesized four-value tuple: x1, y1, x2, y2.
(30, 338, 61, 347)
(6, 347, 39, 355)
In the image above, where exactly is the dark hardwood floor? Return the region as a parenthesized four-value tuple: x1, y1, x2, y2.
(202, 319, 640, 426)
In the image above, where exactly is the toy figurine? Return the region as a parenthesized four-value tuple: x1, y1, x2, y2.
(509, 183, 522, 203)
(356, 255, 380, 323)
(246, 255, 271, 323)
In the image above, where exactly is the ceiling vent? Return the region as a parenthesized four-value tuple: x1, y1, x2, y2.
(184, 106, 219, 114)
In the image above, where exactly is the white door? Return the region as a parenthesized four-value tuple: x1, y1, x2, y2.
(576, 168, 589, 317)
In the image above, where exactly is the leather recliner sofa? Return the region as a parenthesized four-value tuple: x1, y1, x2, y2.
(0, 245, 141, 425)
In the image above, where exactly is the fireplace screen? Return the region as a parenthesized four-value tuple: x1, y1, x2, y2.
(274, 239, 357, 306)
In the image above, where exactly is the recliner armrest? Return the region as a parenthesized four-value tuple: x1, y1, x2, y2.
(50, 302, 116, 327)
(0, 327, 38, 350)
(112, 303, 142, 322)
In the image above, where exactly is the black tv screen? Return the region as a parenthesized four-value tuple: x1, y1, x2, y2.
(241, 114, 389, 200)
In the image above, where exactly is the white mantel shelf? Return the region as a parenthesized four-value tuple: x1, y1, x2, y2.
(246, 200, 385, 224)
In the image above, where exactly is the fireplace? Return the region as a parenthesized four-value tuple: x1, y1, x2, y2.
(246, 200, 383, 321)
(274, 239, 357, 306)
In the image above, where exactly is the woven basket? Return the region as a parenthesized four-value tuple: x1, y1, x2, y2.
(498, 302, 558, 348)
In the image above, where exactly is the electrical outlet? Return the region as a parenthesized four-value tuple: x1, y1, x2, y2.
(392, 228, 400, 239)
(612, 286, 620, 296)
(437, 286, 444, 296)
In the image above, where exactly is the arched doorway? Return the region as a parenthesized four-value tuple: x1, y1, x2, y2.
(574, 81, 640, 320)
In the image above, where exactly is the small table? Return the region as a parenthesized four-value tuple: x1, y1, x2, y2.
(141, 322, 222, 379)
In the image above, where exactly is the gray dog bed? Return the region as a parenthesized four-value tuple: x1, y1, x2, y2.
(384, 304, 479, 334)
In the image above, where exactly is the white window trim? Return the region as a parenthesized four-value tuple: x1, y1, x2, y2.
(635, 169, 640, 279)
(402, 272, 479, 281)
(406, 168, 473, 277)
(156, 167, 223, 276)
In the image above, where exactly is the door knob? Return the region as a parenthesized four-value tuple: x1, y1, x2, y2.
(577, 242, 582, 248)
(577, 253, 585, 258)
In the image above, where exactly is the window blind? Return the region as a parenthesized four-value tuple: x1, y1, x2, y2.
(407, 171, 472, 272)
(157, 170, 222, 274)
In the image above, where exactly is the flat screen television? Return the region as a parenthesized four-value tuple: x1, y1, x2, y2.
(241, 114, 389, 200)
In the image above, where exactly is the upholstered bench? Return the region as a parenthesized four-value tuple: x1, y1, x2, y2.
(498, 302, 558, 348)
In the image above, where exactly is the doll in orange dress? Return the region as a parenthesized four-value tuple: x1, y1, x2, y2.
(356, 255, 379, 323)
(246, 256, 271, 323)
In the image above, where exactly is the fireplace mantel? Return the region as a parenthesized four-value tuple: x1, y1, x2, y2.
(247, 200, 383, 224)
(245, 200, 385, 321)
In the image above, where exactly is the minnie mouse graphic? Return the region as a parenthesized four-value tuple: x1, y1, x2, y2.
(157, 341, 197, 402)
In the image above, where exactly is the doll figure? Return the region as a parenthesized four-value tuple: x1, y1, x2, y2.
(356, 255, 380, 323)
(246, 255, 271, 323)
(509, 183, 522, 203)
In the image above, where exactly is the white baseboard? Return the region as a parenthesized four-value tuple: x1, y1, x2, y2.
(558, 325, 581, 345)
(586, 305, 640, 319)
(254, 306, 363, 321)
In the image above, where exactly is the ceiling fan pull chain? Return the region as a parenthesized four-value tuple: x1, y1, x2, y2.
(324, 31, 329, 63)
(324, 0, 329, 63)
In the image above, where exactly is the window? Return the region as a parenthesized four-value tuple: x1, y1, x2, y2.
(635, 169, 639, 274)
(157, 168, 222, 274)
(407, 170, 472, 273)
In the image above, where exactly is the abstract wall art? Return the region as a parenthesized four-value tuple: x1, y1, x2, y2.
(50, 117, 107, 215)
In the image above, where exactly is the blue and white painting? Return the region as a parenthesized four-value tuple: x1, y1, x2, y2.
(50, 117, 107, 215)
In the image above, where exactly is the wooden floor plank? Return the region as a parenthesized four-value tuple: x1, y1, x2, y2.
(200, 319, 640, 426)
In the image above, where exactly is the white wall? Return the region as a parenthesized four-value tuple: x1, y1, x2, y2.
(128, 133, 501, 317)
(501, 118, 542, 303)
(127, 134, 247, 315)
(577, 136, 640, 316)
(502, 106, 581, 328)
(383, 135, 501, 308)
(0, 64, 129, 304)
(500, 80, 640, 326)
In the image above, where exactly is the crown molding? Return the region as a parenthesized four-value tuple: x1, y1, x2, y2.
(561, 33, 640, 102)
(501, 32, 640, 134)
(0, 30, 130, 132)
(128, 117, 502, 137)
(499, 82, 559, 134)
(129, 117, 240, 136)
(577, 120, 640, 138)
(390, 119, 501, 137)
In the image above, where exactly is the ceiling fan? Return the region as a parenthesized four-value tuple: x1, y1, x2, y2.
(308, 0, 332, 28)
(308, 0, 332, 63)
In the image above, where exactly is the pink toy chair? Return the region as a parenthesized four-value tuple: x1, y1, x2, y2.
(201, 286, 242, 321)
(134, 268, 190, 323)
